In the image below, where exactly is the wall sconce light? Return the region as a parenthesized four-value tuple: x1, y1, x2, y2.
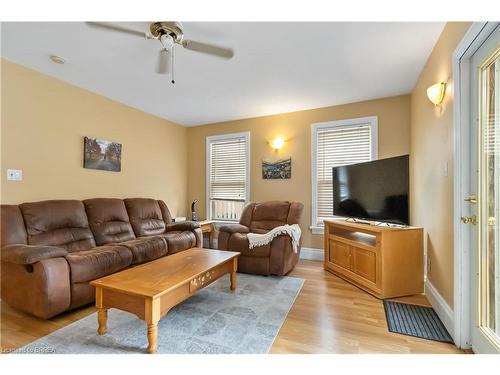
(271, 137, 285, 151)
(426, 82, 446, 106)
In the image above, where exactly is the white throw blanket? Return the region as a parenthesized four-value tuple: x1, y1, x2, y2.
(247, 224, 302, 253)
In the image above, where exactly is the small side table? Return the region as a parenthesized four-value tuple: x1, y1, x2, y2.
(198, 220, 215, 248)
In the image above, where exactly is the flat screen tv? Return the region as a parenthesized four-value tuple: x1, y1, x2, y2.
(332, 155, 409, 225)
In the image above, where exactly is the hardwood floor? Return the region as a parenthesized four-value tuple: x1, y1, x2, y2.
(1, 259, 466, 354)
(271, 260, 466, 354)
(1, 301, 95, 352)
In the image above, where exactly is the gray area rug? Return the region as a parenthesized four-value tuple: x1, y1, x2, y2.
(16, 273, 304, 354)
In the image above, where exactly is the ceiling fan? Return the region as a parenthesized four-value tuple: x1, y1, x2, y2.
(87, 21, 234, 83)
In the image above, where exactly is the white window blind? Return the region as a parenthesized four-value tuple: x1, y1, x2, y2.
(207, 133, 249, 221)
(312, 118, 377, 229)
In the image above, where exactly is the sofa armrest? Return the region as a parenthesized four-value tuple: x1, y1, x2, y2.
(166, 221, 200, 232)
(1, 244, 68, 265)
(219, 224, 250, 234)
(217, 224, 249, 251)
(1, 257, 71, 318)
(269, 235, 301, 276)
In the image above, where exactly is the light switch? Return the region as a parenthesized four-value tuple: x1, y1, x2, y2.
(443, 162, 448, 177)
(7, 169, 23, 181)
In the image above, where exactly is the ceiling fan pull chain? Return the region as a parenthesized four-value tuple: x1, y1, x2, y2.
(171, 45, 175, 84)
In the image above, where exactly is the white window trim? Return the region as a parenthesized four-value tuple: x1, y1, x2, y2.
(206, 131, 251, 221)
(310, 116, 378, 234)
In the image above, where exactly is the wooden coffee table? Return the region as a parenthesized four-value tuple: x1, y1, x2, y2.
(90, 248, 239, 353)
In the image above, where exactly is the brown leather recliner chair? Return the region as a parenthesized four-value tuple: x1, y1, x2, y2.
(217, 201, 303, 276)
(0, 198, 202, 319)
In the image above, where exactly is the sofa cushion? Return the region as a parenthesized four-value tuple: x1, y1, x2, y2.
(20, 200, 96, 252)
(227, 232, 271, 257)
(1, 205, 27, 246)
(286, 202, 304, 225)
(124, 198, 166, 236)
(158, 200, 173, 224)
(238, 203, 256, 228)
(160, 231, 196, 254)
(83, 198, 135, 245)
(112, 237, 168, 265)
(65, 245, 132, 283)
(250, 201, 290, 232)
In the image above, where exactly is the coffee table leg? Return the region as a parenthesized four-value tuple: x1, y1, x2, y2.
(95, 287, 108, 335)
(97, 308, 108, 335)
(147, 323, 158, 353)
(145, 298, 160, 354)
(230, 257, 238, 291)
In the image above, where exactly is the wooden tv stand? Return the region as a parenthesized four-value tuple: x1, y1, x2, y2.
(323, 219, 423, 299)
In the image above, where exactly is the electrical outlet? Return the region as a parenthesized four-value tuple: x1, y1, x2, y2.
(7, 169, 23, 181)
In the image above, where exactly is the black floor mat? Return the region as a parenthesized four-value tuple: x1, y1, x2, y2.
(383, 300, 453, 343)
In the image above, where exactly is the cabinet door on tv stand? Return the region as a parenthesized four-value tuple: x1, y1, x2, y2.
(350, 246, 377, 284)
(329, 240, 352, 270)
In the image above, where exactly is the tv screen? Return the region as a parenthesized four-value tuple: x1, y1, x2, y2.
(332, 155, 409, 225)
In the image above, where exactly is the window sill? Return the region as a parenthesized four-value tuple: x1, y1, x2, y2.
(309, 225, 324, 235)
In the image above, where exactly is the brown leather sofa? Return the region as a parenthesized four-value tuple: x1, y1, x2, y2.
(217, 201, 303, 276)
(0, 198, 202, 319)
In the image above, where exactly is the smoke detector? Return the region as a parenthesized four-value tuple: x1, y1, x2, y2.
(49, 55, 65, 64)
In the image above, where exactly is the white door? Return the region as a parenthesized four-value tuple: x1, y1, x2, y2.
(468, 24, 500, 354)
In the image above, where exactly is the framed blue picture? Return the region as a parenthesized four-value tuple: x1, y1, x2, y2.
(262, 158, 291, 179)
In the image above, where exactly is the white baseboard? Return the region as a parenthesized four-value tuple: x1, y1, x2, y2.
(300, 247, 323, 261)
(425, 279, 455, 338)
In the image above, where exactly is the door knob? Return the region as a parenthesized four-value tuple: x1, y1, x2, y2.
(461, 215, 477, 225)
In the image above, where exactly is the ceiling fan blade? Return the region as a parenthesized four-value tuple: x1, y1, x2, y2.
(157, 49, 170, 74)
(86, 22, 151, 39)
(181, 40, 233, 59)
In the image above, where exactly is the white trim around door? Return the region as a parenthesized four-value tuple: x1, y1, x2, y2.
(452, 21, 500, 350)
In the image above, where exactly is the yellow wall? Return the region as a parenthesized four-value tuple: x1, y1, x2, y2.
(410, 22, 471, 307)
(1, 60, 188, 217)
(187, 95, 411, 248)
(2, 22, 470, 304)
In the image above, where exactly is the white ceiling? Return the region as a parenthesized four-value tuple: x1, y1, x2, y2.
(1, 22, 444, 126)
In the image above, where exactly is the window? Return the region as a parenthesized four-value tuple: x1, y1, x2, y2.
(311, 117, 378, 233)
(206, 132, 250, 221)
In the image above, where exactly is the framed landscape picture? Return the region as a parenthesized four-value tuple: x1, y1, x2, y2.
(262, 158, 291, 179)
(84, 137, 122, 172)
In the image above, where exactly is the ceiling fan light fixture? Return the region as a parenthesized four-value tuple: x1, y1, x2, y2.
(157, 48, 171, 75)
(159, 33, 174, 49)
